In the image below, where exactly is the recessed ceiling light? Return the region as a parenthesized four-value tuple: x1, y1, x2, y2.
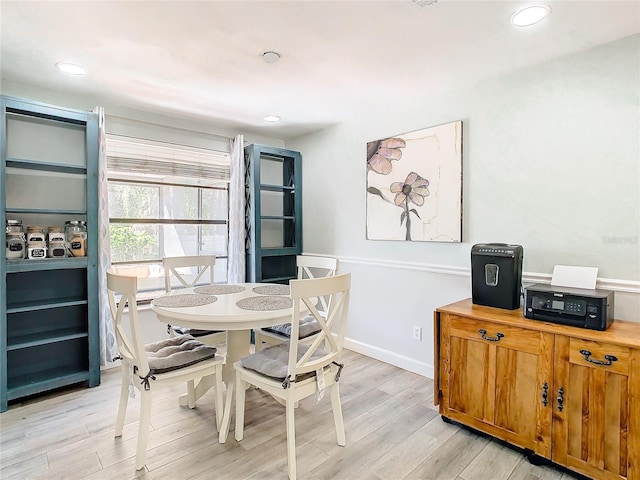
(56, 62, 87, 75)
(511, 5, 551, 27)
(264, 115, 281, 123)
(261, 51, 280, 64)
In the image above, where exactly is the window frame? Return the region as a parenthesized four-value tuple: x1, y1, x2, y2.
(105, 134, 231, 299)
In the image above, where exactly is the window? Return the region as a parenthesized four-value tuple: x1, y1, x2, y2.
(106, 135, 230, 297)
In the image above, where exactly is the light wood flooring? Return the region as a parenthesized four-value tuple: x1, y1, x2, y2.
(1, 349, 587, 480)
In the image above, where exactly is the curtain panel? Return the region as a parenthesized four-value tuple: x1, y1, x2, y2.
(227, 135, 245, 283)
(93, 106, 119, 365)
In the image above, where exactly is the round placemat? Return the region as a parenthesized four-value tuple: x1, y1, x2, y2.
(152, 293, 218, 308)
(253, 284, 290, 296)
(236, 295, 293, 311)
(193, 285, 246, 295)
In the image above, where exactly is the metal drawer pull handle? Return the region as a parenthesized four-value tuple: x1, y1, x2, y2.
(579, 349, 618, 366)
(557, 387, 564, 412)
(541, 382, 548, 407)
(478, 329, 504, 342)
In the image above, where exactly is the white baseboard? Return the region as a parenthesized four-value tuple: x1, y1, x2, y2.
(344, 337, 434, 379)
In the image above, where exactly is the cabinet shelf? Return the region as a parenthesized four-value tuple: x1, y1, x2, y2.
(5, 257, 88, 273)
(262, 275, 296, 284)
(261, 215, 296, 220)
(6, 158, 87, 175)
(260, 184, 295, 192)
(260, 247, 301, 256)
(7, 370, 90, 401)
(7, 297, 88, 314)
(8, 330, 89, 351)
(5, 207, 87, 216)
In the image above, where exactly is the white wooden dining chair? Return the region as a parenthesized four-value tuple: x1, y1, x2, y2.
(107, 270, 224, 471)
(234, 272, 351, 480)
(163, 255, 227, 345)
(254, 255, 338, 351)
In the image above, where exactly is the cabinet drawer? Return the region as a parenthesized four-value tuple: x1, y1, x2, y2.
(447, 315, 543, 355)
(569, 338, 630, 375)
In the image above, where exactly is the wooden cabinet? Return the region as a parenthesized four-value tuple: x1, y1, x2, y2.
(244, 144, 302, 284)
(438, 314, 554, 458)
(1, 96, 100, 412)
(435, 299, 640, 480)
(553, 336, 639, 480)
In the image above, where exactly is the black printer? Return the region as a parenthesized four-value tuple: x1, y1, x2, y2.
(523, 283, 614, 330)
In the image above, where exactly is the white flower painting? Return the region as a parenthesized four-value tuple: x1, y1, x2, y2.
(366, 120, 463, 242)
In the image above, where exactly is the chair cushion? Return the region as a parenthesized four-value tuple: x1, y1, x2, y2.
(240, 341, 327, 380)
(144, 335, 218, 374)
(171, 326, 224, 338)
(261, 314, 321, 339)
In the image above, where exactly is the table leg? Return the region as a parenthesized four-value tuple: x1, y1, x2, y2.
(178, 329, 251, 409)
(218, 329, 251, 442)
(224, 330, 251, 383)
(178, 374, 215, 407)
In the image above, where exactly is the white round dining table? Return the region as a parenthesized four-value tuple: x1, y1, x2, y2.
(151, 283, 295, 379)
(150, 282, 297, 442)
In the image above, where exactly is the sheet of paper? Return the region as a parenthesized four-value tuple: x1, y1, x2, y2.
(551, 265, 598, 290)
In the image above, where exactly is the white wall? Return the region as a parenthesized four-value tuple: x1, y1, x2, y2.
(288, 35, 640, 378)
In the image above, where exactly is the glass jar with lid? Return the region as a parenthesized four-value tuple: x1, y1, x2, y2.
(6, 232, 25, 260)
(6, 220, 25, 260)
(47, 226, 66, 244)
(26, 226, 46, 244)
(65, 220, 87, 257)
(6, 219, 23, 235)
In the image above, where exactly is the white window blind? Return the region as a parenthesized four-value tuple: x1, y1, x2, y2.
(106, 134, 230, 186)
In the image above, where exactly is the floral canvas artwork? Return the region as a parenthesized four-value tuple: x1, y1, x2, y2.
(366, 121, 462, 242)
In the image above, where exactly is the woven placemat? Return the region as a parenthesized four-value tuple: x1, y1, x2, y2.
(236, 295, 293, 311)
(253, 284, 290, 296)
(152, 293, 218, 308)
(193, 285, 246, 295)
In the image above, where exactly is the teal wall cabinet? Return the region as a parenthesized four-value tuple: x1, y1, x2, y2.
(244, 145, 302, 283)
(1, 96, 100, 412)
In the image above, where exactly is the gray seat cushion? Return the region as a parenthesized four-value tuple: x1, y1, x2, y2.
(240, 341, 327, 380)
(261, 314, 321, 339)
(144, 334, 218, 374)
(171, 326, 224, 338)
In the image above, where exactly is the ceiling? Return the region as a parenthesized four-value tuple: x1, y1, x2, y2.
(1, 1, 639, 140)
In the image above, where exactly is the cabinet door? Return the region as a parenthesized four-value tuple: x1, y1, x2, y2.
(439, 314, 554, 457)
(553, 336, 639, 480)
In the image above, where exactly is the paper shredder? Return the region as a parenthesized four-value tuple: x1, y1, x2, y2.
(471, 243, 523, 310)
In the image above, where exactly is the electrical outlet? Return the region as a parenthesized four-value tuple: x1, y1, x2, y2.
(413, 325, 423, 341)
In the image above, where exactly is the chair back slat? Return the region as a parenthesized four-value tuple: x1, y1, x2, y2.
(287, 273, 351, 378)
(296, 255, 339, 316)
(163, 255, 216, 292)
(107, 271, 150, 375)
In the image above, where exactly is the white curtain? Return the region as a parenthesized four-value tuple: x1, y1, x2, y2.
(93, 106, 118, 365)
(227, 135, 245, 283)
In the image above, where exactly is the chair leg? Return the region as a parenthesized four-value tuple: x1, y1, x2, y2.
(214, 367, 224, 432)
(115, 363, 130, 437)
(135, 390, 152, 470)
(187, 379, 196, 409)
(235, 375, 246, 441)
(286, 397, 297, 480)
(330, 383, 346, 446)
(219, 378, 235, 444)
